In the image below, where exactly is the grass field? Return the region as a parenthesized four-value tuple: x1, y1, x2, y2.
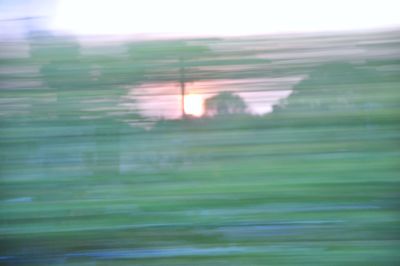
(0, 30, 399, 265)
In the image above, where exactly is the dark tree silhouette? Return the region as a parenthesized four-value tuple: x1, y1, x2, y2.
(205, 92, 247, 116)
(277, 62, 383, 113)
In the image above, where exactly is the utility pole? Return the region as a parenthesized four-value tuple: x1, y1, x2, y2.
(179, 57, 186, 118)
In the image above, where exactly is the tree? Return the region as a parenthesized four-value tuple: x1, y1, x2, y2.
(204, 92, 247, 116)
(278, 62, 382, 113)
(29, 33, 129, 178)
(271, 61, 386, 128)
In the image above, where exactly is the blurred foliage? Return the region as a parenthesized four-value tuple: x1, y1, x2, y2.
(0, 29, 399, 265)
(204, 92, 247, 116)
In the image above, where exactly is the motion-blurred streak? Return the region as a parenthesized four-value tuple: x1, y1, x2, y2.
(0, 29, 399, 265)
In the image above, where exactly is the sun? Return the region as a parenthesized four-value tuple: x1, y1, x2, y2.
(184, 94, 204, 117)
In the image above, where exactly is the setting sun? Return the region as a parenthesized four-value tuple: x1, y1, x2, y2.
(184, 94, 204, 117)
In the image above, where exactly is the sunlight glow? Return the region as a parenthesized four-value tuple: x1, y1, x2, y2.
(184, 94, 204, 117)
(50, 0, 400, 36)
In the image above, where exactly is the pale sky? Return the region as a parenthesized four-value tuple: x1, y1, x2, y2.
(1, 0, 399, 37)
(51, 0, 400, 36)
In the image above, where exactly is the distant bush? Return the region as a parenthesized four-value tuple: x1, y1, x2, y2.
(204, 92, 247, 116)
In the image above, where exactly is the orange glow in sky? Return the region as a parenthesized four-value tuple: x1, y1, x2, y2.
(184, 94, 204, 117)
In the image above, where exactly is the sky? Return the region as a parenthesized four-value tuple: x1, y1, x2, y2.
(1, 0, 400, 37)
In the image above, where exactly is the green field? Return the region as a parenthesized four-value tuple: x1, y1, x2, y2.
(0, 30, 399, 265)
